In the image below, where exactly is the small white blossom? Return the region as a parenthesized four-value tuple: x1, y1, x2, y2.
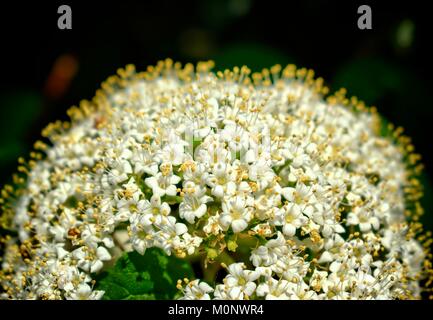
(274, 203, 307, 237)
(73, 245, 111, 273)
(220, 196, 253, 233)
(145, 163, 181, 197)
(66, 283, 104, 300)
(180, 280, 214, 300)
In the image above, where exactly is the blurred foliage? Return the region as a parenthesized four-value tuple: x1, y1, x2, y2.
(333, 58, 404, 104)
(0, 91, 42, 168)
(213, 43, 294, 72)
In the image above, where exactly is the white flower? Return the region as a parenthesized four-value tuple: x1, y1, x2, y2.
(347, 207, 380, 232)
(131, 147, 159, 176)
(129, 213, 155, 255)
(195, 136, 232, 166)
(106, 159, 132, 185)
(274, 203, 307, 237)
(203, 212, 223, 235)
(224, 263, 260, 298)
(179, 181, 212, 223)
(256, 278, 291, 300)
(214, 284, 241, 300)
(172, 232, 203, 255)
(158, 140, 187, 166)
(250, 223, 273, 237)
(145, 163, 181, 197)
(282, 183, 316, 207)
(154, 216, 189, 255)
(247, 159, 275, 191)
(180, 280, 214, 300)
(137, 195, 171, 226)
(115, 178, 143, 222)
(220, 123, 250, 152)
(73, 246, 111, 273)
(321, 271, 351, 299)
(287, 281, 318, 300)
(206, 162, 237, 198)
(309, 269, 328, 292)
(67, 283, 104, 300)
(250, 232, 286, 268)
(350, 269, 377, 298)
(54, 264, 88, 293)
(220, 196, 253, 233)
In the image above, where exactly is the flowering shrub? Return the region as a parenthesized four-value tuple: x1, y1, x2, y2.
(0, 60, 431, 300)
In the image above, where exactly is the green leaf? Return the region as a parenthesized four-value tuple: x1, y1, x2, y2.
(94, 248, 194, 300)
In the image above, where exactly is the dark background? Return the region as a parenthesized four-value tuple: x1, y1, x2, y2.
(1, 0, 432, 233)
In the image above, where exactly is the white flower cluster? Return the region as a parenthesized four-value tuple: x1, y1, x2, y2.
(0, 60, 430, 300)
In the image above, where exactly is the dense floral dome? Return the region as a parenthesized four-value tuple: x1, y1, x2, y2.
(0, 60, 431, 299)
